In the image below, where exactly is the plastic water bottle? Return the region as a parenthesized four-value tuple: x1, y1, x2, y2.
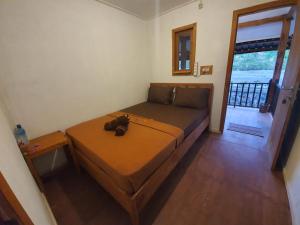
(14, 124, 29, 147)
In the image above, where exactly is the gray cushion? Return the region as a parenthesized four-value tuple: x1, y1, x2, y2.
(147, 86, 173, 105)
(174, 87, 209, 109)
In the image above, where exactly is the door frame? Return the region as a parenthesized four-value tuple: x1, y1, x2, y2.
(219, 0, 298, 133)
(0, 172, 34, 225)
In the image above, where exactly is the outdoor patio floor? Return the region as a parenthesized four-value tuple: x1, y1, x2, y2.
(222, 106, 273, 150)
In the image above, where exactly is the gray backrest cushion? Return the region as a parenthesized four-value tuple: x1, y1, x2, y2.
(173, 87, 209, 109)
(147, 86, 174, 105)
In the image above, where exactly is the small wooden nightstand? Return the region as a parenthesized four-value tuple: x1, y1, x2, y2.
(21, 131, 79, 192)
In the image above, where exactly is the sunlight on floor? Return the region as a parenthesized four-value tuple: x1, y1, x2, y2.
(222, 106, 273, 150)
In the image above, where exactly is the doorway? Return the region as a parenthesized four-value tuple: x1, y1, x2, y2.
(0, 172, 34, 225)
(220, 1, 297, 145)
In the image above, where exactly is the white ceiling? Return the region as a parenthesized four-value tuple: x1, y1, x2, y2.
(237, 6, 294, 43)
(239, 6, 291, 23)
(96, 0, 198, 20)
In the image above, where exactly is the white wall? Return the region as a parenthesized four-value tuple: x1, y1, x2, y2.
(1, 0, 279, 135)
(1, 0, 299, 224)
(285, 130, 300, 225)
(0, 100, 54, 225)
(147, 0, 270, 132)
(0, 0, 151, 139)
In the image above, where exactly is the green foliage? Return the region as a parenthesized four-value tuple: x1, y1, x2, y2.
(232, 50, 290, 71)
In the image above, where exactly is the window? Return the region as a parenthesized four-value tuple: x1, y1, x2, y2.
(172, 23, 197, 75)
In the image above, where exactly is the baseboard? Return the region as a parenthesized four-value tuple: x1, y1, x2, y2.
(283, 169, 295, 225)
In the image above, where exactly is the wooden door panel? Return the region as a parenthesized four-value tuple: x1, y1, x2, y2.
(267, 90, 297, 168)
(267, 2, 300, 169)
(0, 173, 33, 225)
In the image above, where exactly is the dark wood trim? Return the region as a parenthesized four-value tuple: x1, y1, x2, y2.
(219, 0, 297, 133)
(238, 15, 285, 28)
(234, 37, 293, 54)
(273, 17, 292, 81)
(286, 5, 297, 19)
(265, 17, 292, 107)
(0, 172, 34, 225)
(68, 83, 213, 225)
(219, 10, 239, 133)
(233, 0, 297, 16)
(172, 23, 197, 76)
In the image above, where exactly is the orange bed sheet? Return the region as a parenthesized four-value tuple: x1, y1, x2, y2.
(66, 112, 183, 195)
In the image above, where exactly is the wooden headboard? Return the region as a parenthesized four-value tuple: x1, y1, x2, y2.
(150, 83, 214, 115)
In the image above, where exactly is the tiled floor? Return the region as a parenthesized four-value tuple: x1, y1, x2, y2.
(44, 129, 291, 225)
(223, 106, 273, 150)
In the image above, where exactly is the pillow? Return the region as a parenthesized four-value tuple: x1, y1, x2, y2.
(147, 86, 173, 104)
(173, 87, 209, 109)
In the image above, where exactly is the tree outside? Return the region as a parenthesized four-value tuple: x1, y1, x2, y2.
(231, 50, 290, 84)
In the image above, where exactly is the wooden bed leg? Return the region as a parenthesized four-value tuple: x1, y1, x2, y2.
(66, 136, 81, 173)
(129, 203, 140, 225)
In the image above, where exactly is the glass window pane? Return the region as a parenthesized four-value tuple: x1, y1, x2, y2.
(172, 23, 196, 75)
(177, 30, 191, 71)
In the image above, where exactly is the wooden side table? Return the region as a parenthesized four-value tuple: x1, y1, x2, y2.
(20, 131, 80, 192)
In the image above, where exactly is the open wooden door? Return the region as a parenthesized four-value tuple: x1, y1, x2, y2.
(0, 173, 33, 225)
(267, 2, 300, 170)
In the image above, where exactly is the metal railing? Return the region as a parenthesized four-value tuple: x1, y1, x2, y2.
(228, 82, 270, 108)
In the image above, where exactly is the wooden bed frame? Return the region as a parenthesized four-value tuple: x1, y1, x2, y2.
(68, 83, 213, 225)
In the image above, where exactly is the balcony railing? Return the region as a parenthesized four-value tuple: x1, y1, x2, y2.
(228, 82, 270, 108)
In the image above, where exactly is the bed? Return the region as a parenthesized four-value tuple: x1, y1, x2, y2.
(66, 83, 213, 225)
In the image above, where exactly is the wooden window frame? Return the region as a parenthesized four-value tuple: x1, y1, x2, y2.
(172, 23, 197, 76)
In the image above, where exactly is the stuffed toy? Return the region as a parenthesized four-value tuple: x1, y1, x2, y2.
(115, 124, 128, 136)
(104, 114, 129, 136)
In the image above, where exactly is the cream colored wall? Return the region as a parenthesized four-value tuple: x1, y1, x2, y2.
(0, 100, 54, 225)
(147, 0, 270, 132)
(1, 1, 299, 225)
(284, 130, 300, 225)
(0, 0, 277, 136)
(0, 0, 151, 139)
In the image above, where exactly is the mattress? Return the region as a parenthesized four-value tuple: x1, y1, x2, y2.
(122, 102, 209, 137)
(66, 114, 183, 195)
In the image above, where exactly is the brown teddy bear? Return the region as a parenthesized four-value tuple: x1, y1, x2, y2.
(104, 114, 130, 136)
